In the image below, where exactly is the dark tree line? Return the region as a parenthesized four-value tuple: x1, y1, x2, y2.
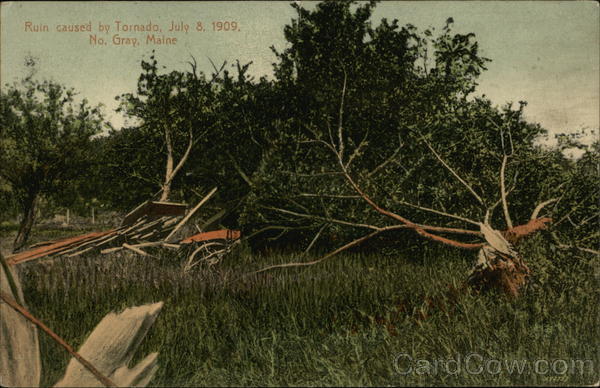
(2, 1, 597, 260)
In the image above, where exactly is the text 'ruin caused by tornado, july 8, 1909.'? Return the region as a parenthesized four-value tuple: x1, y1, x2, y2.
(24, 20, 241, 47)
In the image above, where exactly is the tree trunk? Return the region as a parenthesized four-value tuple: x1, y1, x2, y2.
(160, 127, 175, 202)
(13, 193, 38, 253)
(159, 182, 171, 202)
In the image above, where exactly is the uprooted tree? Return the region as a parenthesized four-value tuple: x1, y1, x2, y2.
(247, 80, 568, 297)
(239, 1, 598, 296)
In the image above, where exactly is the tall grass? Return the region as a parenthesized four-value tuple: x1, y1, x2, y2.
(18, 238, 599, 386)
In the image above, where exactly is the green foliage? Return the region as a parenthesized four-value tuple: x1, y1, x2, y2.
(236, 0, 596, 256)
(15, 0, 593, 255)
(1, 63, 104, 247)
(0, 75, 104, 200)
(240, 1, 548, 247)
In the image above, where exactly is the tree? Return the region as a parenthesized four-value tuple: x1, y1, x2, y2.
(239, 0, 596, 296)
(0, 68, 104, 251)
(242, 0, 495, 244)
(116, 53, 222, 202)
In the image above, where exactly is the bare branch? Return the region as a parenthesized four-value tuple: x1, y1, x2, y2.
(240, 219, 483, 279)
(421, 136, 484, 206)
(414, 228, 484, 249)
(168, 126, 194, 185)
(263, 206, 382, 231)
(345, 129, 369, 170)
(207, 57, 227, 84)
(226, 150, 253, 186)
(122, 243, 152, 257)
(295, 193, 360, 199)
(562, 245, 600, 255)
(282, 170, 345, 177)
(530, 198, 558, 220)
(187, 55, 198, 80)
(394, 199, 480, 226)
(485, 171, 518, 226)
(500, 155, 513, 229)
(265, 204, 481, 237)
(366, 145, 403, 178)
(243, 229, 384, 277)
(304, 223, 328, 255)
(299, 138, 338, 156)
(550, 232, 600, 255)
(165, 187, 218, 242)
(484, 198, 501, 226)
(337, 70, 347, 161)
(160, 126, 175, 200)
(553, 189, 599, 226)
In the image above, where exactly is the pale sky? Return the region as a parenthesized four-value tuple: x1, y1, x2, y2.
(1, 1, 598, 146)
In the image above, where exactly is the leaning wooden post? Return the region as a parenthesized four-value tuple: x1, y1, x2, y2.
(165, 187, 217, 242)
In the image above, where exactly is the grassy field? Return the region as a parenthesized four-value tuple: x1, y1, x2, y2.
(7, 227, 599, 386)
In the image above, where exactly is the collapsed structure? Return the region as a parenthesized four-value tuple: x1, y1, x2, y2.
(6, 187, 240, 270)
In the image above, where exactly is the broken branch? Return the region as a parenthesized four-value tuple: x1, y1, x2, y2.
(530, 198, 558, 220)
(421, 136, 484, 206)
(165, 187, 218, 242)
(500, 155, 513, 229)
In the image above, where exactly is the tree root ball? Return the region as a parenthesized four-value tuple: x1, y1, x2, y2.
(467, 246, 530, 298)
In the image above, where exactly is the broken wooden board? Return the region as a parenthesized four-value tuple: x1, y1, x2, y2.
(121, 201, 187, 227)
(6, 214, 185, 265)
(55, 302, 163, 387)
(180, 229, 241, 244)
(0, 258, 41, 387)
(1, 255, 163, 387)
(6, 230, 116, 265)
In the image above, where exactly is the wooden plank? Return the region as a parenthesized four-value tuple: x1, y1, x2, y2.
(139, 231, 157, 240)
(134, 217, 167, 234)
(66, 245, 98, 257)
(161, 243, 181, 249)
(118, 217, 149, 235)
(7, 230, 115, 265)
(120, 200, 149, 226)
(165, 187, 217, 242)
(122, 243, 150, 257)
(66, 234, 123, 257)
(54, 231, 119, 256)
(180, 229, 241, 244)
(121, 201, 186, 227)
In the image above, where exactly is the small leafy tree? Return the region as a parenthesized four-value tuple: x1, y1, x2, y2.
(116, 53, 220, 202)
(1, 65, 104, 251)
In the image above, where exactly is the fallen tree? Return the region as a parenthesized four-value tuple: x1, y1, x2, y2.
(244, 76, 597, 297)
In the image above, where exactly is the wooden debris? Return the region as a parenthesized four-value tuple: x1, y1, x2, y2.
(121, 200, 186, 227)
(165, 187, 218, 242)
(1, 256, 162, 388)
(180, 229, 240, 244)
(122, 243, 151, 257)
(5, 187, 241, 268)
(6, 230, 116, 265)
(0, 255, 41, 387)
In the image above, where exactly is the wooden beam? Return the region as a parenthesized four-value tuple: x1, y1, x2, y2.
(165, 187, 218, 242)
